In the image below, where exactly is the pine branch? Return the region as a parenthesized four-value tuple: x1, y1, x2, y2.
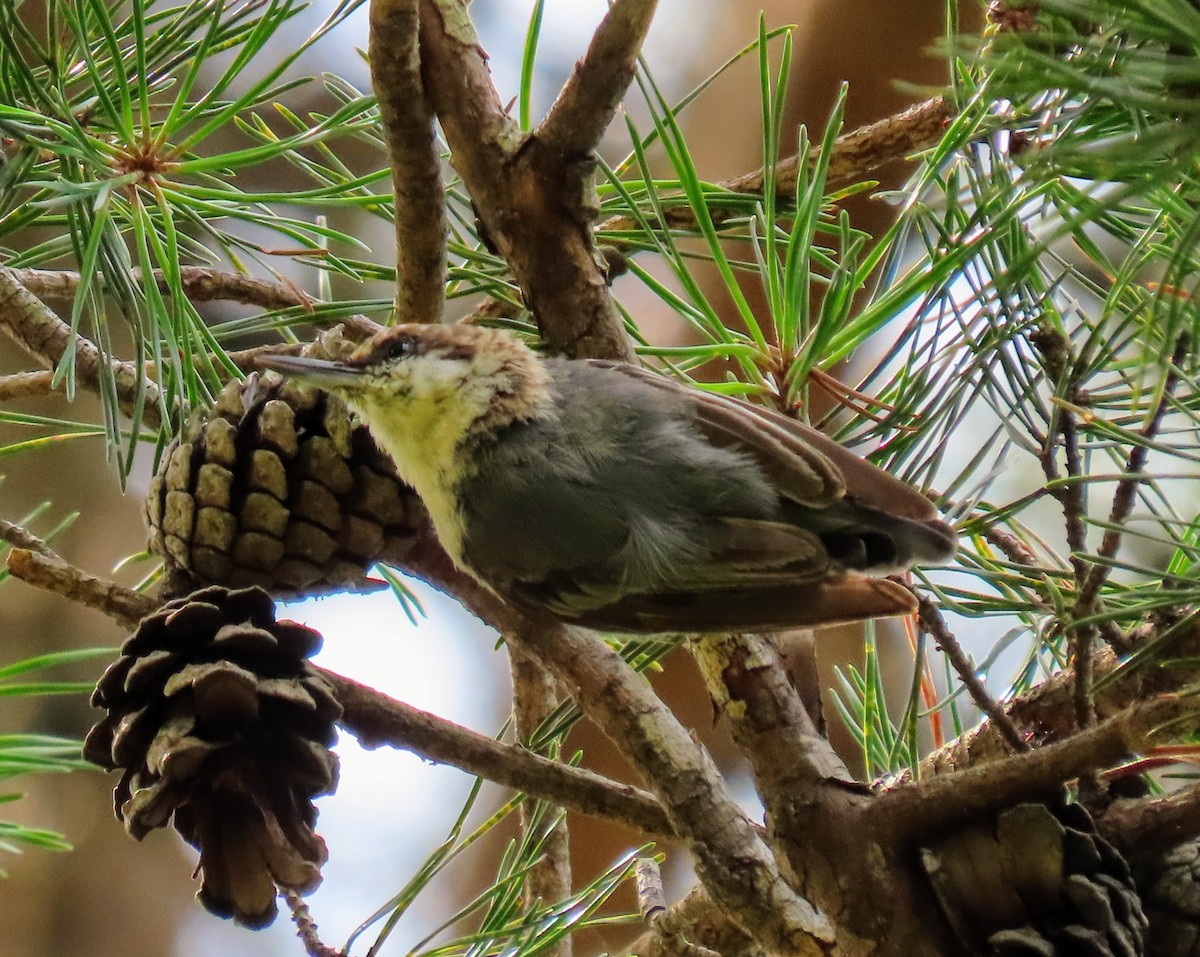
(1074, 333, 1190, 616)
(916, 619, 1200, 779)
(623, 885, 763, 957)
(1100, 782, 1200, 857)
(915, 592, 1030, 754)
(321, 667, 673, 836)
(508, 619, 835, 956)
(0, 370, 57, 401)
(5, 547, 156, 626)
(3, 539, 676, 837)
(876, 694, 1197, 842)
(415, 0, 633, 360)
(597, 96, 956, 239)
(369, 0, 447, 324)
(9, 266, 384, 338)
(537, 0, 659, 157)
(0, 267, 164, 428)
(508, 646, 573, 957)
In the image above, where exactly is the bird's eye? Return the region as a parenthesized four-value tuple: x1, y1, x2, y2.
(387, 337, 416, 360)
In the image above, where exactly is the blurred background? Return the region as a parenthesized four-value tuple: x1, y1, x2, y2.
(0, 2, 976, 954)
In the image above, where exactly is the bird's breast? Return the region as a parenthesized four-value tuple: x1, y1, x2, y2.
(352, 396, 474, 567)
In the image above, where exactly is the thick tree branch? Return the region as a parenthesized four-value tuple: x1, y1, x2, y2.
(416, 0, 633, 361)
(369, 0, 447, 324)
(509, 619, 835, 956)
(537, 0, 658, 158)
(691, 632, 852, 795)
(692, 631, 960, 953)
(389, 538, 834, 953)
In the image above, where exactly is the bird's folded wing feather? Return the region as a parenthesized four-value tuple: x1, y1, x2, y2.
(515, 576, 919, 632)
(589, 360, 940, 520)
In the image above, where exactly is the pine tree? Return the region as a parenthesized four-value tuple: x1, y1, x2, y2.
(3, 1, 1200, 954)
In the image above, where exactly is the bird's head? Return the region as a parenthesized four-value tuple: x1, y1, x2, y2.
(258, 323, 551, 442)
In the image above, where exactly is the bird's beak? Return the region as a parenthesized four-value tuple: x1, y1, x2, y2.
(256, 354, 367, 390)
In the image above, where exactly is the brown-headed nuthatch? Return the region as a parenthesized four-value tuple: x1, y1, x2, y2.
(259, 324, 956, 631)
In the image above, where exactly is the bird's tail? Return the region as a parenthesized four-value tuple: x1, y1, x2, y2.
(787, 500, 958, 573)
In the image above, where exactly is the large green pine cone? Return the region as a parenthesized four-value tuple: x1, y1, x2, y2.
(922, 800, 1148, 956)
(146, 361, 421, 595)
(83, 585, 342, 929)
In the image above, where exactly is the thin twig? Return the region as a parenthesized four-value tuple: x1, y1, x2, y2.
(285, 890, 345, 957)
(0, 519, 59, 559)
(1033, 327, 1088, 582)
(636, 857, 667, 923)
(537, 0, 659, 157)
(634, 859, 725, 957)
(5, 547, 156, 627)
(10, 266, 384, 339)
(915, 592, 1030, 754)
(320, 667, 672, 836)
(744, 96, 954, 192)
(369, 0, 447, 325)
(1032, 325, 1094, 729)
(623, 885, 763, 957)
(1075, 333, 1189, 614)
(1, 268, 380, 435)
(982, 524, 1040, 567)
(509, 645, 574, 957)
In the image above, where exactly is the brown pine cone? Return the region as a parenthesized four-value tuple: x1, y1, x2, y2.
(147, 336, 423, 596)
(922, 800, 1148, 956)
(1130, 837, 1200, 957)
(83, 585, 341, 928)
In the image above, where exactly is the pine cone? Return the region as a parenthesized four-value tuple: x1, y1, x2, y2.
(83, 585, 342, 928)
(922, 801, 1148, 956)
(147, 336, 422, 595)
(1130, 837, 1200, 957)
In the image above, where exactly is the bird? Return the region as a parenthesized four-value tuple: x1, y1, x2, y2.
(258, 324, 956, 632)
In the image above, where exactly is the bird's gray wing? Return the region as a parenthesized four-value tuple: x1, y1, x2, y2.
(458, 364, 832, 604)
(459, 360, 949, 630)
(588, 360, 942, 520)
